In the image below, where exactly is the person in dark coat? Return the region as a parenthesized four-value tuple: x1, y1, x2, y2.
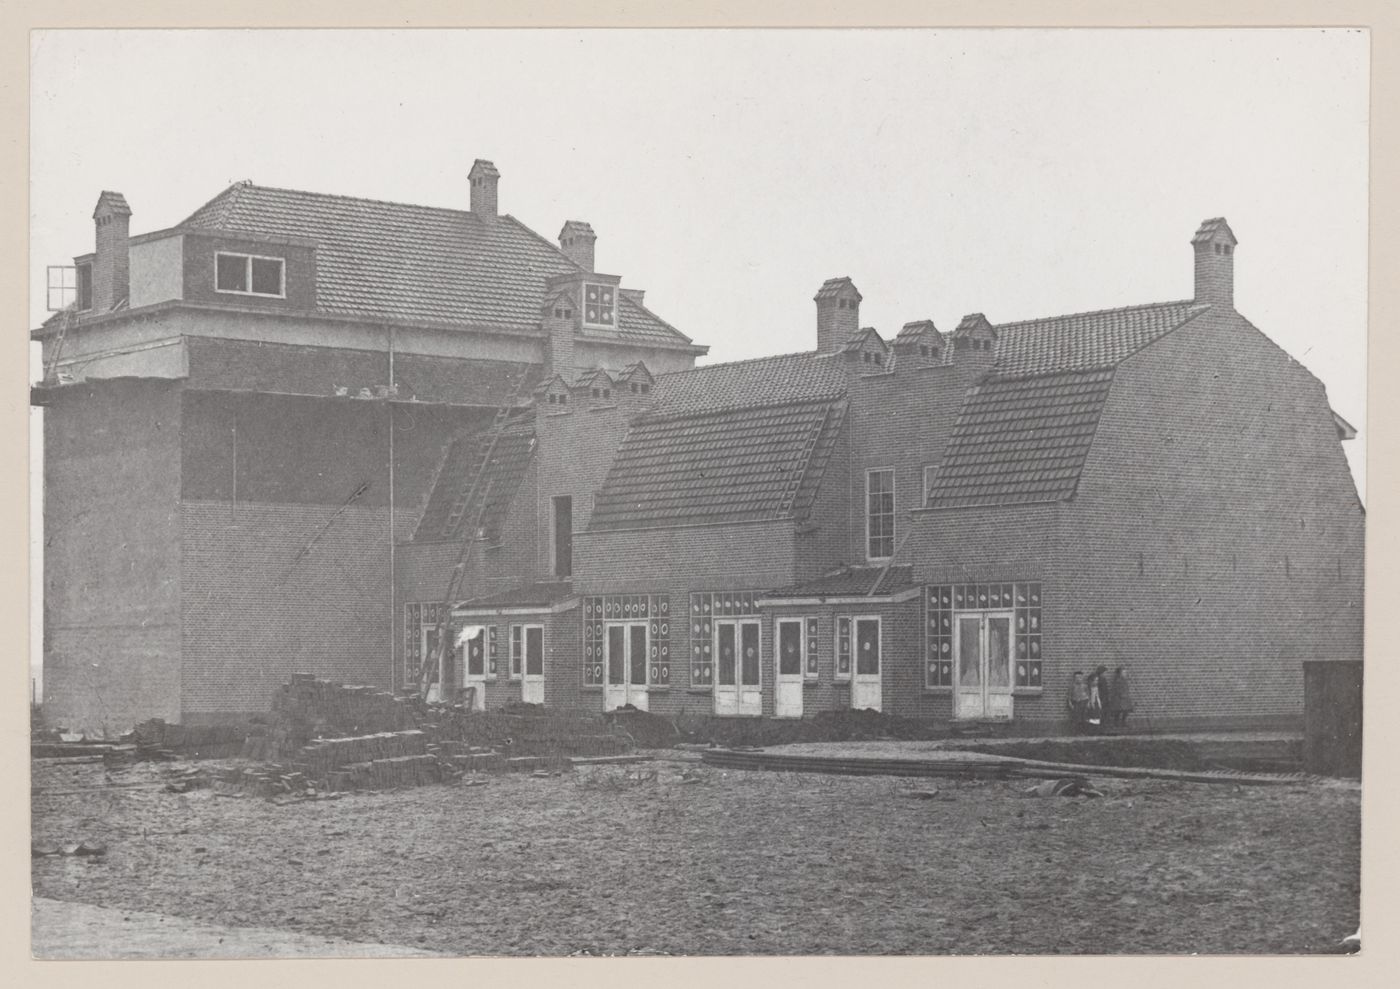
(1109, 667, 1135, 727)
(1066, 671, 1089, 732)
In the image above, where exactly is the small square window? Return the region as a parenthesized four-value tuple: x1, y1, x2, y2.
(583, 283, 615, 327)
(602, 389, 610, 399)
(640, 383, 649, 394)
(919, 344, 929, 357)
(591, 388, 600, 398)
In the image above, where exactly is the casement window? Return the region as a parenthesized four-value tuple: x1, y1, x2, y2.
(215, 251, 286, 298)
(866, 468, 895, 561)
(776, 617, 820, 681)
(582, 283, 616, 327)
(835, 617, 853, 680)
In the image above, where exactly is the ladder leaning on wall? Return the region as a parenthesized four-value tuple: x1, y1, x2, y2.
(42, 305, 78, 385)
(416, 371, 535, 701)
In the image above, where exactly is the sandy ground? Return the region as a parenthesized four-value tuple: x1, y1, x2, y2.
(31, 756, 1359, 956)
(31, 897, 443, 958)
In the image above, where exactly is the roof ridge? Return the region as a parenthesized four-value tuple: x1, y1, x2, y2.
(996, 298, 1205, 330)
(208, 181, 481, 219)
(657, 349, 826, 380)
(637, 393, 840, 426)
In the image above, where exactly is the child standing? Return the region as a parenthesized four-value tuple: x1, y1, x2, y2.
(1066, 672, 1089, 732)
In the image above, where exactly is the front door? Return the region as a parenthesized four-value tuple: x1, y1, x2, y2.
(604, 622, 649, 711)
(460, 626, 488, 711)
(714, 619, 762, 716)
(851, 617, 882, 711)
(954, 611, 1013, 720)
(521, 625, 545, 705)
(775, 619, 804, 718)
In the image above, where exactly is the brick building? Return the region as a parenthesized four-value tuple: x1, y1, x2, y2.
(34, 161, 705, 734)
(37, 176, 1362, 734)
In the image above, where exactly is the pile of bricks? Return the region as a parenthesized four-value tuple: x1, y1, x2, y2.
(221, 675, 636, 797)
(128, 718, 250, 760)
(241, 674, 419, 763)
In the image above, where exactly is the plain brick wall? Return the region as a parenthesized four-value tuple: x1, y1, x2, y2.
(41, 380, 183, 735)
(181, 500, 411, 717)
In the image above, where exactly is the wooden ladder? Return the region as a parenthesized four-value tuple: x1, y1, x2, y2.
(418, 371, 535, 699)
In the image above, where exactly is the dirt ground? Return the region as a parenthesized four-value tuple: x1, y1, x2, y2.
(30, 756, 1359, 956)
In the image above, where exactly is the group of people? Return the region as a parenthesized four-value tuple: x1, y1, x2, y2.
(1066, 665, 1134, 733)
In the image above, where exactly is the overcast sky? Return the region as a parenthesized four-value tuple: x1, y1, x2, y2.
(30, 27, 1368, 480)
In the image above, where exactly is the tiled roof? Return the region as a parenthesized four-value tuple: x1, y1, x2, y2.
(589, 397, 845, 532)
(764, 565, 917, 599)
(458, 581, 576, 610)
(413, 417, 537, 542)
(925, 369, 1116, 510)
(649, 351, 847, 417)
(179, 182, 690, 346)
(894, 320, 940, 345)
(992, 301, 1209, 377)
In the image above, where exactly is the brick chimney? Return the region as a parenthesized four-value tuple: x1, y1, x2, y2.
(951, 314, 997, 375)
(1192, 217, 1237, 307)
(92, 190, 131, 312)
(559, 220, 597, 272)
(541, 287, 577, 380)
(469, 159, 500, 219)
(815, 277, 862, 353)
(893, 320, 945, 369)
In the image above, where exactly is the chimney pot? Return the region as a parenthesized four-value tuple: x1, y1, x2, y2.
(559, 220, 597, 272)
(814, 277, 862, 353)
(469, 159, 500, 219)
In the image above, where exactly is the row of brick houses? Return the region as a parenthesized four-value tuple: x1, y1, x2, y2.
(35, 160, 1363, 735)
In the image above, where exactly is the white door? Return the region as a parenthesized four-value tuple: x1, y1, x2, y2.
(851, 617, 882, 711)
(954, 612, 1014, 720)
(714, 619, 762, 716)
(521, 625, 545, 705)
(604, 622, 649, 711)
(775, 619, 804, 718)
(460, 626, 488, 711)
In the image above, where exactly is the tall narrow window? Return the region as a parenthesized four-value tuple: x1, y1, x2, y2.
(866, 468, 895, 560)
(552, 495, 573, 578)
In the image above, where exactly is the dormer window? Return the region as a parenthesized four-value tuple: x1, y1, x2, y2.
(216, 252, 285, 298)
(583, 283, 615, 327)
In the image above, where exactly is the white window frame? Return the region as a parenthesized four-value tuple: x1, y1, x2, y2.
(508, 624, 524, 680)
(522, 624, 545, 678)
(581, 282, 617, 329)
(835, 616, 853, 681)
(775, 617, 810, 682)
(865, 467, 896, 562)
(214, 251, 287, 299)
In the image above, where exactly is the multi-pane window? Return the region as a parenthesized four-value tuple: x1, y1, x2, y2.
(836, 617, 852, 680)
(509, 625, 523, 679)
(583, 283, 615, 327)
(923, 582, 1043, 690)
(215, 252, 285, 297)
(866, 468, 895, 560)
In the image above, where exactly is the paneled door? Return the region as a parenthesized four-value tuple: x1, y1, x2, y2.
(715, 619, 762, 716)
(604, 622, 649, 711)
(775, 619, 804, 718)
(850, 617, 882, 712)
(521, 625, 544, 705)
